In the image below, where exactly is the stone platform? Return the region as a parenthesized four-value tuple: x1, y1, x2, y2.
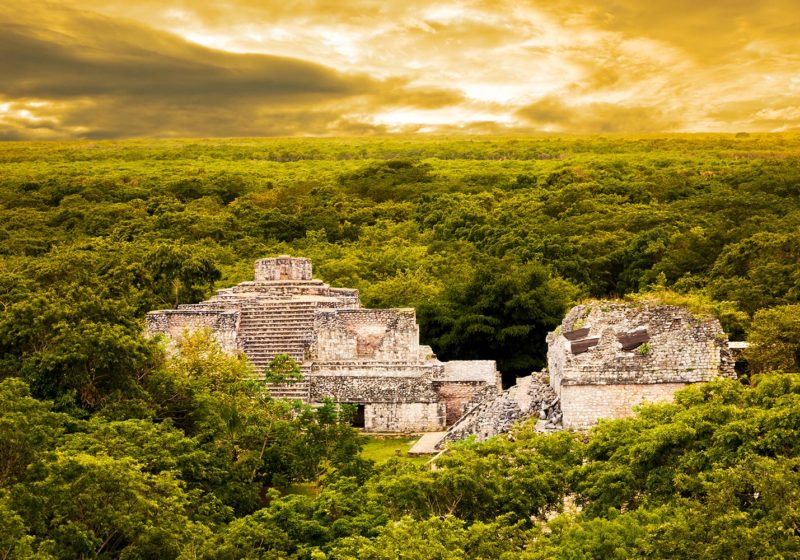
(409, 432, 448, 455)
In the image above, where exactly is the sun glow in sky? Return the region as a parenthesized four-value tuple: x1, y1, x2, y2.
(1, 0, 799, 139)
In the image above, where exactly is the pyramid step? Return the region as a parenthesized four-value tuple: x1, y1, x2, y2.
(243, 337, 309, 342)
(240, 318, 314, 321)
(247, 345, 307, 349)
(239, 324, 313, 329)
(243, 338, 308, 341)
(245, 346, 308, 350)
(252, 356, 296, 360)
(246, 347, 307, 351)
(243, 343, 309, 348)
(239, 330, 311, 335)
(240, 319, 314, 323)
(247, 353, 306, 357)
(242, 337, 309, 341)
(247, 351, 307, 354)
(241, 321, 314, 323)
(241, 313, 316, 316)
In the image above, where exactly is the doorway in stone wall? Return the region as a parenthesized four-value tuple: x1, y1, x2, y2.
(351, 404, 365, 428)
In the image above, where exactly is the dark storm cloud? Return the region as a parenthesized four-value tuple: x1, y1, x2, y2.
(0, 2, 464, 137)
(0, 6, 371, 101)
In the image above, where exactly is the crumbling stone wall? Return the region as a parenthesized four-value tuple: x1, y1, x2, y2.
(547, 302, 736, 429)
(549, 303, 735, 386)
(145, 309, 239, 353)
(436, 374, 560, 448)
(311, 308, 420, 361)
(434, 360, 501, 424)
(310, 369, 441, 404)
(434, 382, 487, 425)
(328, 288, 361, 308)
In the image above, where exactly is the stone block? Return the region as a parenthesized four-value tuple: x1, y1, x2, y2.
(570, 337, 600, 354)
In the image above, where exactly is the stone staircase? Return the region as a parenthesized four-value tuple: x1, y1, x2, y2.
(237, 300, 319, 370)
(234, 299, 320, 404)
(264, 381, 311, 402)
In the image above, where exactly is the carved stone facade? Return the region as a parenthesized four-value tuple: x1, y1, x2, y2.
(547, 302, 736, 429)
(146, 256, 500, 432)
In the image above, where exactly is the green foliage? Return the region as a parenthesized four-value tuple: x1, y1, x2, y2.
(338, 159, 434, 202)
(710, 231, 800, 314)
(2, 136, 800, 557)
(144, 243, 222, 308)
(574, 375, 800, 513)
(369, 430, 577, 523)
(0, 491, 43, 560)
(745, 304, 800, 373)
(0, 281, 158, 411)
(329, 515, 527, 560)
(264, 354, 303, 384)
(420, 258, 582, 379)
(0, 379, 69, 486)
(11, 451, 203, 559)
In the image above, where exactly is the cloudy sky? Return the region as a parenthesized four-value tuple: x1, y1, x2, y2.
(1, 0, 799, 139)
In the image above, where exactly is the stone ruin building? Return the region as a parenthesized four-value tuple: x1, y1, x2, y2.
(146, 256, 499, 432)
(429, 299, 738, 447)
(546, 301, 736, 430)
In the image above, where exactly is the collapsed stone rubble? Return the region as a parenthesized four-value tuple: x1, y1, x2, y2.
(435, 372, 561, 448)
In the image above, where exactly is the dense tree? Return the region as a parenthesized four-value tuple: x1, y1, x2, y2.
(0, 379, 69, 486)
(420, 257, 582, 382)
(745, 304, 800, 373)
(2, 136, 800, 557)
(0, 492, 42, 560)
(11, 452, 202, 559)
(329, 515, 526, 560)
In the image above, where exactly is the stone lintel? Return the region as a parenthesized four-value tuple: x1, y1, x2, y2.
(563, 327, 591, 341)
(571, 337, 600, 354)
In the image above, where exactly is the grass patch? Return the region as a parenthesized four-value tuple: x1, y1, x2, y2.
(360, 435, 429, 465)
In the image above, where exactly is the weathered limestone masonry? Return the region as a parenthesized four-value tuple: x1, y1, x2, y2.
(146, 256, 500, 432)
(547, 301, 736, 430)
(435, 373, 560, 449)
(145, 309, 239, 353)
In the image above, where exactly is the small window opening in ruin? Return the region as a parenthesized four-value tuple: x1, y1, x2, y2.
(351, 404, 365, 428)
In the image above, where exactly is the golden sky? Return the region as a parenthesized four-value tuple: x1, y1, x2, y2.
(2, 0, 799, 138)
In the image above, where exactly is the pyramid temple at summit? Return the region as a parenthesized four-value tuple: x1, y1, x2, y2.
(146, 256, 500, 432)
